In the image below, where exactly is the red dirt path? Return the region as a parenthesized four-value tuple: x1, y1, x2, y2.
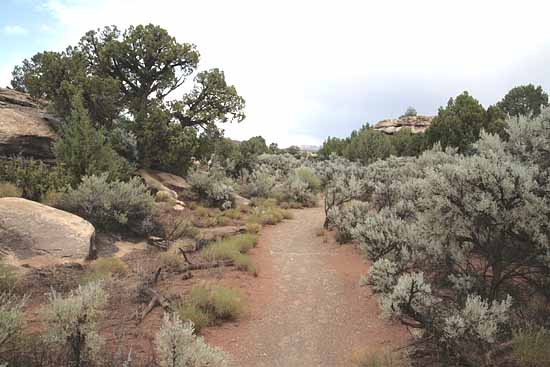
(203, 206, 409, 367)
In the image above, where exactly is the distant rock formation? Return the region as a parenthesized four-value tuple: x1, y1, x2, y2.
(0, 197, 96, 266)
(0, 87, 60, 160)
(373, 115, 433, 135)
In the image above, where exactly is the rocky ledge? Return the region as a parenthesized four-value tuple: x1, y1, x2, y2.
(373, 115, 433, 135)
(0, 87, 60, 159)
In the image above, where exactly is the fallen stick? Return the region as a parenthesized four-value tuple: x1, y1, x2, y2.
(141, 288, 173, 321)
(180, 259, 234, 272)
(178, 248, 193, 265)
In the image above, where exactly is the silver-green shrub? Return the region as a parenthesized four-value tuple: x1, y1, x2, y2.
(314, 155, 368, 228)
(43, 281, 107, 367)
(189, 166, 235, 209)
(156, 313, 228, 367)
(60, 173, 155, 232)
(239, 165, 278, 198)
(327, 200, 369, 243)
(340, 109, 550, 365)
(0, 293, 26, 357)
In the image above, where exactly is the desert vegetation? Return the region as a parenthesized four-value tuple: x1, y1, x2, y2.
(0, 9, 549, 367)
(322, 106, 550, 366)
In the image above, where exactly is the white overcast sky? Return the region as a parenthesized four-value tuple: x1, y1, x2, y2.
(2, 0, 550, 146)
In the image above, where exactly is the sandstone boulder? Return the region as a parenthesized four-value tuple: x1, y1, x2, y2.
(0, 88, 60, 159)
(139, 169, 192, 200)
(233, 193, 251, 207)
(0, 198, 96, 265)
(373, 115, 433, 135)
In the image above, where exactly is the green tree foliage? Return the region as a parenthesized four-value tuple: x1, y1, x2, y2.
(135, 102, 199, 174)
(498, 84, 549, 119)
(78, 25, 199, 114)
(0, 157, 70, 201)
(319, 136, 348, 158)
(54, 94, 134, 183)
(320, 125, 424, 163)
(344, 126, 395, 165)
(240, 136, 268, 158)
(425, 91, 505, 152)
(11, 51, 122, 128)
(388, 128, 425, 157)
(12, 24, 245, 175)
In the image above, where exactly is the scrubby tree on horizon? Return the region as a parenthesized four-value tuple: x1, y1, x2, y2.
(424, 91, 505, 153)
(400, 106, 417, 118)
(498, 83, 549, 120)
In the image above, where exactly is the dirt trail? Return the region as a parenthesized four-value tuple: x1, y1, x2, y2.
(204, 206, 408, 367)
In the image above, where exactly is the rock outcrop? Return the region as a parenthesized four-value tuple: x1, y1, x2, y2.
(373, 115, 433, 135)
(139, 169, 192, 200)
(0, 88, 60, 159)
(0, 197, 96, 265)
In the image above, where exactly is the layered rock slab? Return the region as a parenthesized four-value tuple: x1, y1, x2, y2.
(0, 197, 96, 265)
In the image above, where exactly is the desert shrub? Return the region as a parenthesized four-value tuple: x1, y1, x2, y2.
(295, 166, 321, 192)
(81, 257, 127, 283)
(175, 303, 212, 333)
(0, 263, 18, 293)
(245, 222, 262, 234)
(247, 206, 285, 225)
(175, 285, 245, 334)
(201, 234, 258, 274)
(232, 253, 257, 275)
(0, 293, 26, 356)
(348, 116, 550, 365)
(314, 155, 368, 228)
(60, 174, 155, 233)
(203, 234, 258, 260)
(40, 190, 66, 207)
(0, 157, 70, 201)
(189, 167, 235, 209)
(158, 251, 185, 269)
(328, 200, 370, 243)
(43, 281, 107, 367)
(153, 207, 199, 240)
(188, 286, 243, 322)
(155, 313, 228, 367)
(194, 205, 210, 218)
(0, 182, 22, 198)
(215, 215, 231, 226)
(239, 164, 278, 198)
(222, 208, 241, 219)
(256, 153, 301, 176)
(157, 240, 195, 269)
(512, 327, 550, 367)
